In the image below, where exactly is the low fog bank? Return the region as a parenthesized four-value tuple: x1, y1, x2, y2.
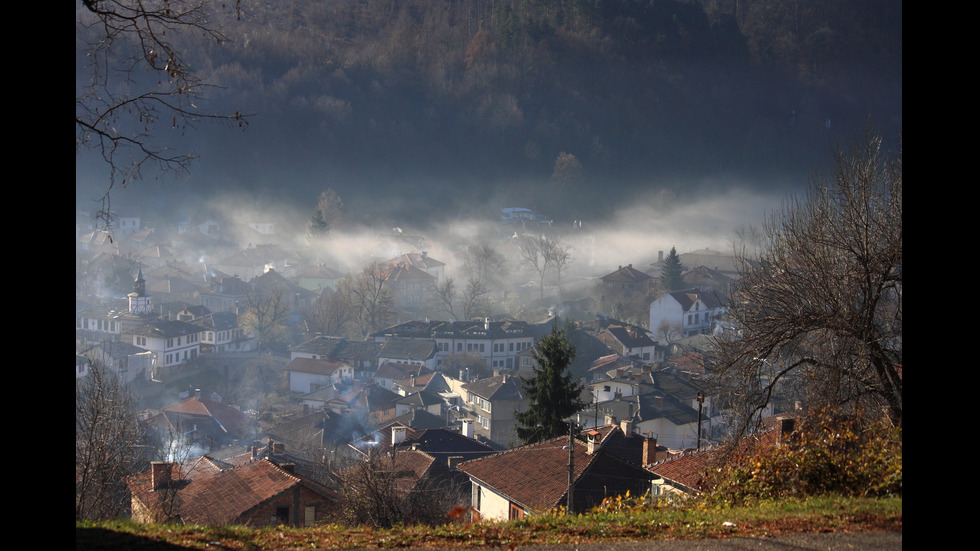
(78, 173, 789, 285)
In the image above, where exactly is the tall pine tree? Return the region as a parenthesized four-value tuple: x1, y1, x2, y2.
(660, 245, 684, 291)
(515, 321, 585, 445)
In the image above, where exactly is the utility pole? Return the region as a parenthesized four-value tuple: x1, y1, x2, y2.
(696, 391, 704, 451)
(566, 420, 574, 515)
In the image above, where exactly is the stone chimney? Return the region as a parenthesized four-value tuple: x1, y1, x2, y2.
(461, 419, 474, 439)
(195, 388, 202, 400)
(251, 445, 260, 460)
(642, 436, 658, 465)
(620, 419, 634, 436)
(271, 441, 285, 454)
(151, 461, 173, 491)
(587, 431, 600, 454)
(392, 425, 408, 446)
(604, 414, 617, 426)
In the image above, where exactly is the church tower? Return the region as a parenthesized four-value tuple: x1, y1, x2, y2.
(128, 265, 152, 315)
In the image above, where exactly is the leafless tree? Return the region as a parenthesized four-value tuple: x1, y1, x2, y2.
(331, 447, 468, 528)
(461, 242, 507, 291)
(76, 0, 248, 228)
(520, 235, 553, 300)
(305, 288, 357, 338)
(543, 237, 573, 295)
(712, 129, 902, 437)
(347, 263, 395, 336)
(76, 358, 151, 520)
(435, 276, 492, 321)
(434, 276, 459, 320)
(240, 288, 292, 350)
(461, 278, 492, 320)
(519, 235, 573, 300)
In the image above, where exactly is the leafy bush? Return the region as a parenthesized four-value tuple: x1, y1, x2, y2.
(705, 412, 902, 505)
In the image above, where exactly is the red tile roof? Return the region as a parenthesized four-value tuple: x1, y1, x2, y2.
(128, 458, 338, 525)
(161, 396, 253, 434)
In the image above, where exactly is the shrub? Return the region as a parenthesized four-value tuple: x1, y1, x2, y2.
(704, 412, 901, 504)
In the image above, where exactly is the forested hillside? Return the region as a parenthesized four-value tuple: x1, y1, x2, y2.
(76, 0, 902, 222)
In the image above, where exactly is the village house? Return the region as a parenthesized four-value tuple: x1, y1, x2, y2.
(145, 389, 259, 456)
(648, 288, 728, 341)
(599, 392, 703, 451)
(349, 423, 498, 466)
(599, 264, 653, 297)
(371, 319, 541, 373)
(284, 357, 355, 394)
(649, 417, 799, 496)
(457, 434, 658, 520)
(193, 311, 257, 353)
(79, 340, 154, 384)
(460, 374, 527, 448)
(378, 337, 439, 370)
(380, 251, 446, 283)
(127, 456, 339, 526)
(384, 263, 437, 315)
(130, 318, 203, 375)
(289, 335, 381, 377)
(594, 323, 661, 362)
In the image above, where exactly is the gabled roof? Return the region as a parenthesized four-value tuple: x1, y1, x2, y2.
(667, 352, 711, 375)
(264, 410, 368, 450)
(374, 362, 433, 381)
(458, 436, 657, 514)
(649, 417, 797, 494)
(462, 375, 524, 402)
(384, 263, 436, 282)
(600, 264, 652, 284)
(389, 408, 450, 430)
(633, 391, 699, 426)
(160, 396, 254, 435)
(193, 311, 240, 331)
(650, 370, 704, 403)
(290, 336, 382, 364)
(379, 338, 437, 361)
(284, 357, 349, 376)
(81, 340, 150, 359)
(130, 319, 202, 339)
(127, 458, 338, 525)
(351, 423, 497, 462)
(370, 319, 542, 341)
(395, 389, 443, 408)
(381, 252, 446, 271)
(602, 325, 656, 349)
(328, 383, 402, 415)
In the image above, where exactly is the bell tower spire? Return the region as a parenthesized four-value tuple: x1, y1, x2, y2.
(128, 264, 152, 315)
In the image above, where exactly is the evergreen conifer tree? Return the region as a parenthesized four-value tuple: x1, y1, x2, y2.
(515, 321, 585, 445)
(660, 246, 684, 291)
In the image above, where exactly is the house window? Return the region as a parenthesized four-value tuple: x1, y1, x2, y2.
(276, 506, 290, 524)
(509, 503, 525, 519)
(509, 342, 514, 352)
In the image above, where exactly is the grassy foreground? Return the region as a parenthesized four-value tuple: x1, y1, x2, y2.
(76, 495, 901, 550)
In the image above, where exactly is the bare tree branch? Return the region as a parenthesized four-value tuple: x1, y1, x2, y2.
(76, 0, 249, 227)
